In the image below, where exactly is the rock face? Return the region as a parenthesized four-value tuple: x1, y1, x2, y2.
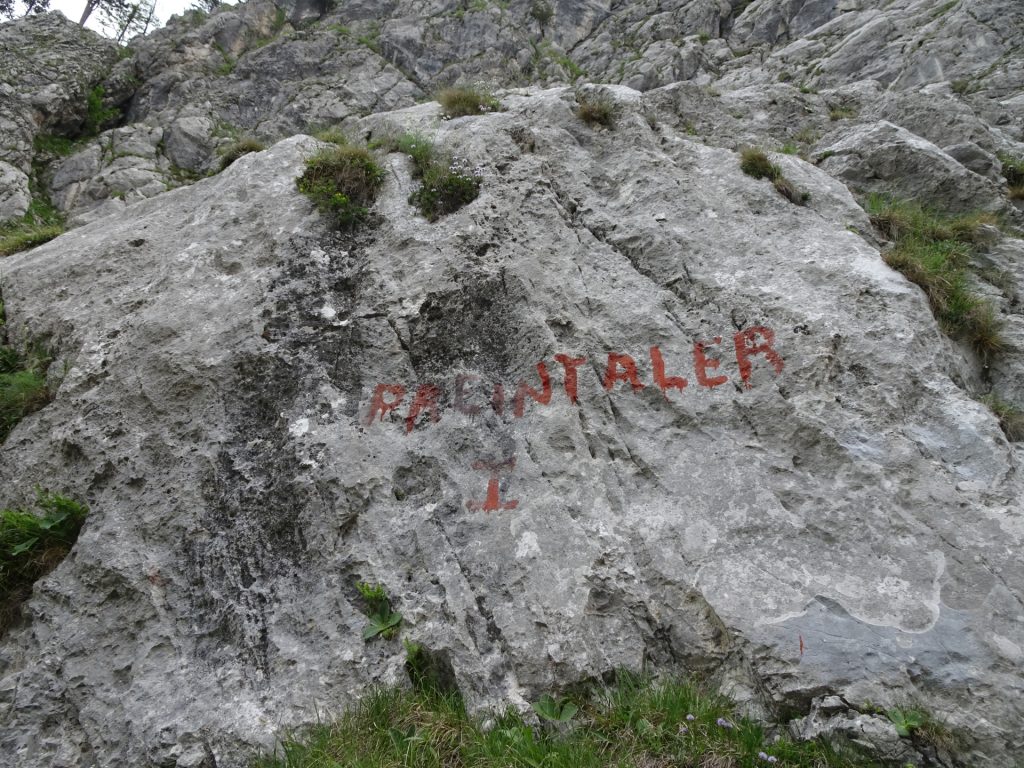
(0, 2, 1023, 768)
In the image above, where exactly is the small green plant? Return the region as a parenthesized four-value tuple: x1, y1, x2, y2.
(437, 86, 501, 118)
(698, 31, 710, 43)
(529, 0, 553, 26)
(1, 491, 87, 633)
(388, 133, 482, 221)
(296, 145, 386, 229)
(778, 71, 793, 82)
(84, 86, 119, 136)
(218, 137, 265, 170)
(981, 394, 1024, 441)
(312, 127, 348, 146)
(576, 93, 615, 128)
(950, 78, 971, 95)
(829, 105, 857, 121)
(32, 134, 78, 158)
(866, 195, 1003, 357)
(356, 580, 402, 640)
(532, 693, 578, 723)
(886, 706, 924, 737)
(739, 147, 810, 205)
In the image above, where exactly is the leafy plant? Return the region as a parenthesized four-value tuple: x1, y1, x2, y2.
(866, 195, 1003, 357)
(532, 693, 578, 723)
(576, 93, 615, 128)
(1, 491, 88, 634)
(296, 145, 386, 229)
(437, 86, 500, 118)
(218, 137, 265, 170)
(356, 580, 402, 640)
(886, 706, 924, 737)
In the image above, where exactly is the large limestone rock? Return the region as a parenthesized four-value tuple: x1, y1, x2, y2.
(0, 88, 1022, 767)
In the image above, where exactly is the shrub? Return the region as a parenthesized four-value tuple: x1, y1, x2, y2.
(296, 145, 386, 229)
(218, 137, 265, 170)
(84, 86, 119, 136)
(437, 86, 500, 118)
(866, 195, 1004, 356)
(740, 147, 809, 205)
(529, 0, 553, 26)
(1, 491, 87, 634)
(997, 152, 1024, 198)
(389, 133, 482, 221)
(576, 94, 615, 128)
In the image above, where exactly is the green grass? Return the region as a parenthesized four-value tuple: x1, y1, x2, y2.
(828, 105, 857, 121)
(219, 137, 266, 171)
(576, 94, 615, 128)
(866, 195, 1004, 357)
(32, 134, 78, 158)
(382, 133, 482, 221)
(253, 672, 886, 768)
(437, 87, 500, 118)
(296, 145, 386, 229)
(313, 127, 348, 146)
(84, 86, 119, 136)
(739, 147, 810, 206)
(0, 196, 64, 257)
(0, 491, 87, 634)
(981, 394, 1024, 441)
(997, 152, 1024, 198)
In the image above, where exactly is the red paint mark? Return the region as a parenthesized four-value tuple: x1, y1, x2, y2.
(405, 384, 441, 433)
(454, 374, 482, 415)
(514, 362, 552, 417)
(693, 337, 728, 388)
(467, 458, 519, 512)
(734, 326, 784, 389)
(603, 353, 645, 392)
(491, 382, 505, 416)
(799, 634, 805, 656)
(554, 354, 587, 404)
(366, 384, 406, 425)
(650, 345, 687, 395)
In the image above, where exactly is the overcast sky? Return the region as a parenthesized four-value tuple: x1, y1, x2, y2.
(45, 0, 234, 35)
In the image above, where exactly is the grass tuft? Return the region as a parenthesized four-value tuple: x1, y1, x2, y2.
(997, 153, 1024, 199)
(253, 672, 890, 767)
(218, 137, 265, 171)
(576, 93, 615, 128)
(866, 195, 1004, 356)
(740, 148, 809, 205)
(296, 145, 386, 229)
(383, 133, 482, 221)
(437, 86, 500, 118)
(981, 394, 1024, 441)
(1, 491, 87, 634)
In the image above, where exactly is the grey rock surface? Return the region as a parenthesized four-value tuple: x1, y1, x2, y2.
(0, 1, 1023, 766)
(1, 87, 1023, 766)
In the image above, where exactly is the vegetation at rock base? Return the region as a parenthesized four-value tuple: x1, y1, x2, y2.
(980, 394, 1024, 441)
(379, 133, 482, 221)
(0, 195, 64, 256)
(296, 144, 386, 229)
(865, 195, 1004, 358)
(997, 152, 1024, 199)
(253, 672, 899, 768)
(1, 491, 87, 635)
(576, 93, 616, 128)
(84, 85, 120, 137)
(437, 86, 501, 118)
(219, 136, 266, 170)
(740, 147, 810, 206)
(0, 300, 50, 441)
